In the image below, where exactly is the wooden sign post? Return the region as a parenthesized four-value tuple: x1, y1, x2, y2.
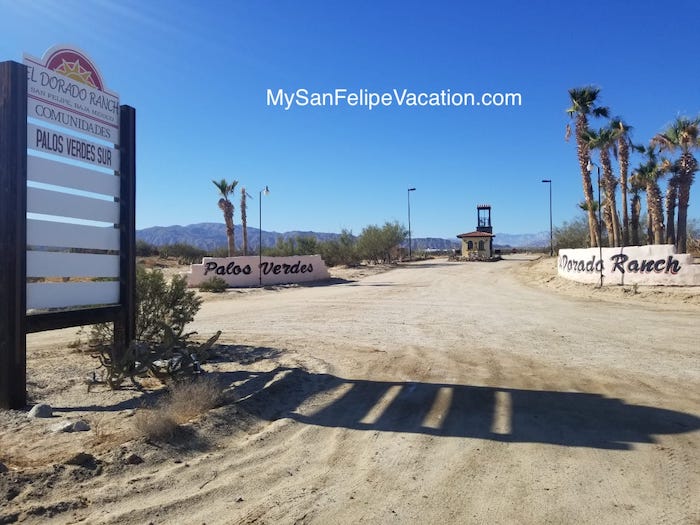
(0, 48, 135, 409)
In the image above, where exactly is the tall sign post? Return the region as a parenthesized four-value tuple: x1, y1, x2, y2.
(0, 46, 135, 409)
(0, 61, 28, 409)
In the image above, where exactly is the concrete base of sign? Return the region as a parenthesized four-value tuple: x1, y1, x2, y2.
(557, 244, 700, 286)
(187, 255, 331, 288)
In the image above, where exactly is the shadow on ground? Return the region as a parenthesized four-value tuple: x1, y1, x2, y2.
(225, 367, 700, 450)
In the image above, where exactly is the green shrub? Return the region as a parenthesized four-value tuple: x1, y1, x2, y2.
(90, 266, 202, 345)
(158, 243, 207, 264)
(356, 221, 406, 263)
(319, 229, 360, 266)
(198, 276, 228, 293)
(136, 239, 159, 256)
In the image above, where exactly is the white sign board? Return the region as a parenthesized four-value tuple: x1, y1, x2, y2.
(22, 45, 126, 314)
(24, 45, 120, 143)
(188, 255, 331, 288)
(558, 245, 700, 286)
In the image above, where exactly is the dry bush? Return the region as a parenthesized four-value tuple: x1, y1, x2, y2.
(131, 376, 223, 441)
(165, 376, 223, 423)
(132, 408, 178, 441)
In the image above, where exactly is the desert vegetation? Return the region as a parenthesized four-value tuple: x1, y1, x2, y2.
(137, 220, 410, 267)
(89, 266, 220, 388)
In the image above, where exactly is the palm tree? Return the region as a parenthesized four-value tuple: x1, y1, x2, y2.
(583, 127, 621, 246)
(628, 173, 644, 245)
(609, 117, 642, 246)
(651, 116, 700, 253)
(566, 87, 609, 247)
(240, 187, 249, 256)
(212, 178, 239, 256)
(664, 167, 679, 246)
(633, 148, 665, 245)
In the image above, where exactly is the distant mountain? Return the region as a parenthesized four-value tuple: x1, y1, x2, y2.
(493, 231, 550, 248)
(409, 238, 461, 251)
(136, 223, 546, 251)
(136, 223, 339, 251)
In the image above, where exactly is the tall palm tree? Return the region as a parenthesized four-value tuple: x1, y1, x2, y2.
(566, 87, 609, 247)
(633, 148, 665, 245)
(609, 117, 642, 246)
(651, 116, 700, 253)
(584, 127, 621, 246)
(240, 187, 249, 256)
(628, 173, 644, 245)
(212, 178, 239, 256)
(664, 167, 679, 246)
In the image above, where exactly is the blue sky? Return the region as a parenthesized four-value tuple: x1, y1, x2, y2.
(2, 0, 699, 238)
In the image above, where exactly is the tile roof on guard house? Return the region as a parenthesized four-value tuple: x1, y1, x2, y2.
(457, 204, 495, 258)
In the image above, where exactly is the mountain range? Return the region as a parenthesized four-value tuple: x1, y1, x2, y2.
(136, 223, 549, 251)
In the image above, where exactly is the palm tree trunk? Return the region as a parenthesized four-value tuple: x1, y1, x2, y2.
(676, 152, 697, 253)
(676, 183, 690, 253)
(225, 216, 235, 256)
(618, 140, 630, 246)
(645, 182, 665, 245)
(603, 200, 614, 246)
(241, 188, 248, 256)
(630, 194, 641, 245)
(575, 115, 600, 247)
(665, 181, 677, 246)
(600, 149, 621, 246)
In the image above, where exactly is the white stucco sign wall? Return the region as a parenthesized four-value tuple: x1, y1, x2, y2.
(187, 255, 331, 287)
(558, 245, 700, 286)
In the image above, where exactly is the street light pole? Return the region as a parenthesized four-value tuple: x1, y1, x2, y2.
(587, 161, 603, 287)
(541, 179, 553, 256)
(259, 185, 269, 287)
(407, 187, 416, 261)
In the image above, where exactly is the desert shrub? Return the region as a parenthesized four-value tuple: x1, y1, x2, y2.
(165, 376, 223, 422)
(319, 229, 359, 267)
(132, 408, 178, 441)
(135, 267, 201, 341)
(209, 245, 229, 258)
(136, 239, 159, 257)
(295, 236, 319, 255)
(553, 215, 590, 250)
(89, 267, 214, 388)
(158, 243, 207, 264)
(131, 376, 223, 441)
(198, 276, 228, 293)
(356, 221, 407, 263)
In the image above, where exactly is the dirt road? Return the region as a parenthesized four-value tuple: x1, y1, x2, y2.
(3, 257, 699, 524)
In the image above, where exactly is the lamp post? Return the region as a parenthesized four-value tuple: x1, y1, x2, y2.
(541, 179, 553, 256)
(407, 187, 416, 261)
(259, 185, 269, 287)
(587, 161, 603, 287)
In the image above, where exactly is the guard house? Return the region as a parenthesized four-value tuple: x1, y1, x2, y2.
(457, 205, 496, 258)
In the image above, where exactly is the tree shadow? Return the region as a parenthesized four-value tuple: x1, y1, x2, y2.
(228, 367, 700, 450)
(209, 344, 282, 365)
(297, 277, 356, 287)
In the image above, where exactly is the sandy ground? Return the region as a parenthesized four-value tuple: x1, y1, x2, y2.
(1, 256, 699, 524)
